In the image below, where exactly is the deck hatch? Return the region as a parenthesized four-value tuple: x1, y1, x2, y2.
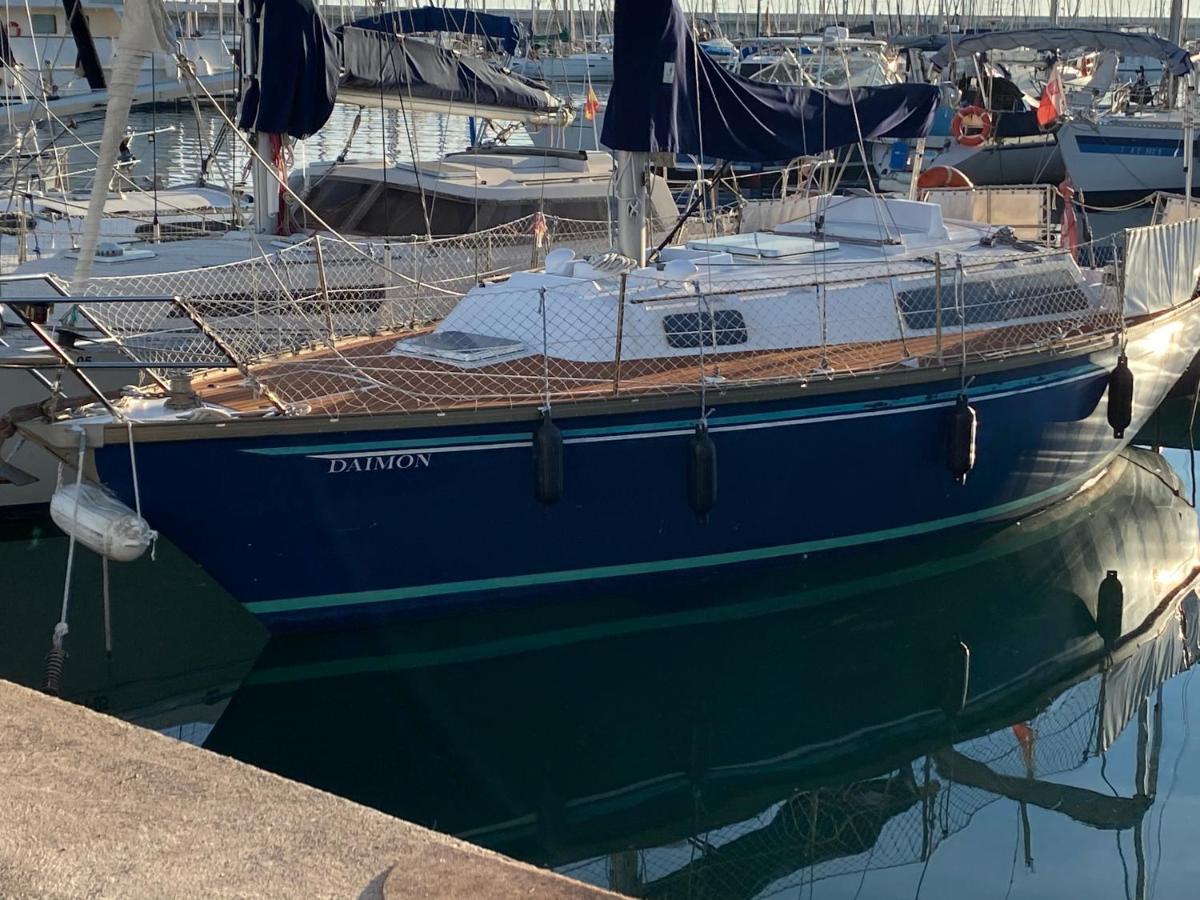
(391, 330, 527, 365)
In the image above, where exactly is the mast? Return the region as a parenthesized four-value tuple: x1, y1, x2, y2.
(71, 0, 166, 291)
(614, 151, 650, 266)
(1167, 0, 1183, 108)
(243, 0, 278, 234)
(62, 0, 107, 90)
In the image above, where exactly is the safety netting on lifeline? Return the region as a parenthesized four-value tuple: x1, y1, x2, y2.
(72, 226, 1128, 417)
(69, 210, 730, 369)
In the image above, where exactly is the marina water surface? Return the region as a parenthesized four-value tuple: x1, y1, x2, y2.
(3, 444, 1200, 899)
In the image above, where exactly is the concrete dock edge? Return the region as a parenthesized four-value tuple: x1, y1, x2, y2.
(0, 680, 621, 899)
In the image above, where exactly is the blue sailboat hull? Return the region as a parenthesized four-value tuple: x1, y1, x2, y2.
(90, 307, 1200, 629)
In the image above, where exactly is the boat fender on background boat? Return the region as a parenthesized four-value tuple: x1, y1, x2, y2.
(687, 424, 717, 519)
(1096, 570, 1124, 647)
(1107, 354, 1134, 438)
(916, 165, 974, 191)
(49, 482, 156, 562)
(947, 394, 977, 485)
(941, 638, 970, 715)
(532, 411, 563, 505)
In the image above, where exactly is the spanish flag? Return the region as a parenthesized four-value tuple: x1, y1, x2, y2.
(584, 85, 600, 121)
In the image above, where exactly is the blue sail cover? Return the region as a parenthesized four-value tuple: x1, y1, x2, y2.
(600, 0, 939, 161)
(238, 0, 338, 139)
(339, 26, 559, 116)
(349, 6, 521, 57)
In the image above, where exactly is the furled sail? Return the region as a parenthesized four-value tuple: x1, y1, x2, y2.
(348, 6, 522, 57)
(238, 0, 339, 139)
(600, 0, 939, 161)
(337, 25, 569, 124)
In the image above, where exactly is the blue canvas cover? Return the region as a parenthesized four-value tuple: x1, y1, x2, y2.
(338, 26, 558, 116)
(600, 0, 940, 162)
(350, 6, 521, 57)
(238, 0, 338, 139)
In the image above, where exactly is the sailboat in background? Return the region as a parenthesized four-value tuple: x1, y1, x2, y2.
(913, 27, 1196, 195)
(0, 0, 236, 102)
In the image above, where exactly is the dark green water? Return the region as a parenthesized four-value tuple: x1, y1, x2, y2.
(3, 447, 1200, 898)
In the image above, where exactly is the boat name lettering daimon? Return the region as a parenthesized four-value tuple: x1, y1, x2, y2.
(326, 453, 433, 474)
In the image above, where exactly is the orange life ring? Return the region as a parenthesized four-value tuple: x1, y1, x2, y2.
(8, 21, 20, 37)
(951, 105, 993, 148)
(917, 166, 975, 190)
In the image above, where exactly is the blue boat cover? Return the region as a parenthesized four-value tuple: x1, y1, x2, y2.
(600, 0, 940, 162)
(339, 26, 558, 116)
(930, 28, 1193, 77)
(238, 0, 338, 139)
(349, 6, 521, 57)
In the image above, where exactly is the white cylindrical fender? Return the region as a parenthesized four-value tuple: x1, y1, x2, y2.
(50, 482, 156, 562)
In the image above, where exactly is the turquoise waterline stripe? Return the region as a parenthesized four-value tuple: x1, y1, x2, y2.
(245, 482, 1098, 682)
(244, 466, 1097, 616)
(243, 362, 1103, 458)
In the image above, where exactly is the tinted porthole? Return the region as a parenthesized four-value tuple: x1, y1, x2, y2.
(663, 309, 748, 348)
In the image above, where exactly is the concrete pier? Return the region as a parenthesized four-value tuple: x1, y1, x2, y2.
(0, 680, 618, 899)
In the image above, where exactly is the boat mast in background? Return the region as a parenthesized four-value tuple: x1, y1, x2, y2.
(1168, 0, 1184, 107)
(70, 0, 168, 291)
(62, 0, 108, 90)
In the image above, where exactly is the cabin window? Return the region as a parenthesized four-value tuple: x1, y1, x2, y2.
(30, 14, 56, 35)
(663, 310, 748, 349)
(896, 269, 1090, 330)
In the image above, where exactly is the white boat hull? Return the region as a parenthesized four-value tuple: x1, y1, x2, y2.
(0, 341, 137, 511)
(510, 54, 614, 83)
(1059, 116, 1193, 197)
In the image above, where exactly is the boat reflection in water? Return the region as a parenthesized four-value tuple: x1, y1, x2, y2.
(202, 448, 1200, 897)
(0, 524, 265, 739)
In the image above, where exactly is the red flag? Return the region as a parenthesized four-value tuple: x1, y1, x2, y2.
(1037, 71, 1066, 128)
(530, 210, 548, 248)
(584, 85, 600, 121)
(1012, 722, 1037, 775)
